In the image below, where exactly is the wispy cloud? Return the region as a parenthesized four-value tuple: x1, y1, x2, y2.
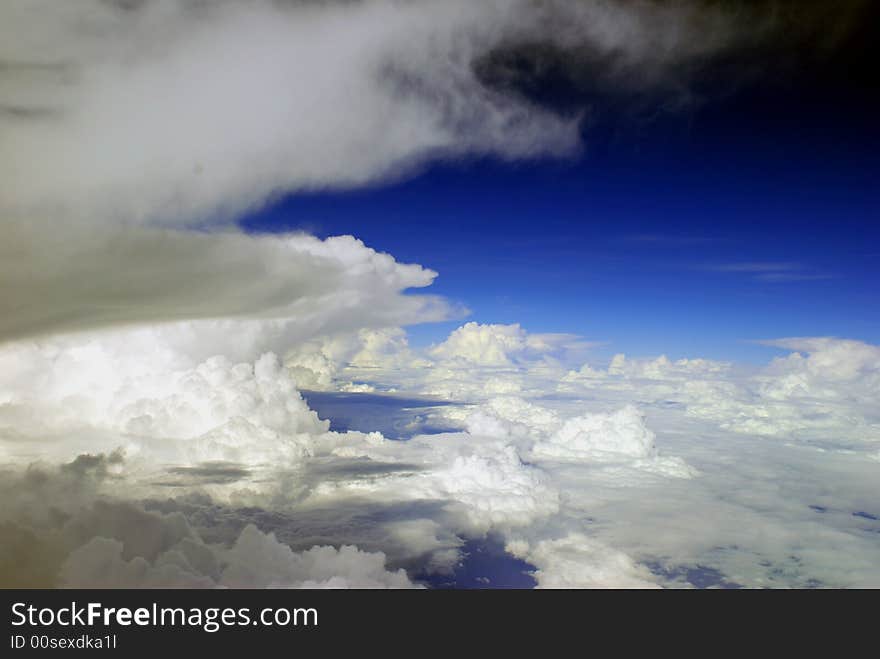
(700, 261, 835, 282)
(752, 272, 836, 283)
(707, 261, 802, 273)
(620, 233, 721, 247)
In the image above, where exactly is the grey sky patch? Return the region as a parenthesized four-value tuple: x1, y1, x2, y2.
(158, 462, 252, 486)
(303, 457, 424, 481)
(0, 105, 62, 120)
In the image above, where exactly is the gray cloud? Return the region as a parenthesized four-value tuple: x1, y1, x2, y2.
(0, 222, 453, 343)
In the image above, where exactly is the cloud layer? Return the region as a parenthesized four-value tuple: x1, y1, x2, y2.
(1, 1, 877, 589)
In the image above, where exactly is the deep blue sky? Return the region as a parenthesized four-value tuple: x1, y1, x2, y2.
(241, 39, 879, 364)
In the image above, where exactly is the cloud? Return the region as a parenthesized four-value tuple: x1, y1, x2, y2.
(327, 429, 562, 534)
(535, 406, 658, 461)
(429, 322, 534, 367)
(2, 327, 879, 588)
(707, 262, 804, 273)
(219, 524, 416, 589)
(700, 262, 834, 283)
(429, 322, 587, 367)
(506, 534, 659, 589)
(285, 327, 433, 392)
(1, 0, 584, 230)
(275, 321, 880, 448)
(59, 536, 215, 589)
(1, 1, 877, 590)
(559, 338, 880, 444)
(0, 454, 419, 588)
(0, 227, 450, 342)
(282, 322, 592, 399)
(284, 320, 880, 458)
(0, 0, 577, 343)
(59, 519, 419, 589)
(5, 0, 819, 229)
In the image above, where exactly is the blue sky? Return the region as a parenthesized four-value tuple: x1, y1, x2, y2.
(241, 107, 879, 364)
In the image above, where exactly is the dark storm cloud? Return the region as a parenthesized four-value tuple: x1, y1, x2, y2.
(473, 0, 873, 123)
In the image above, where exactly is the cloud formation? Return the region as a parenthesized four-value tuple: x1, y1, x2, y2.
(0, 229, 449, 342)
(1, 1, 877, 590)
(2, 322, 879, 588)
(2, 0, 584, 229)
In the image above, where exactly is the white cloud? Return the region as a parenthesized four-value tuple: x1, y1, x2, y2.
(1, 0, 583, 231)
(429, 322, 584, 368)
(553, 339, 880, 444)
(534, 405, 658, 461)
(285, 327, 432, 392)
(430, 322, 531, 367)
(3, 328, 880, 588)
(0, 331, 363, 468)
(326, 429, 561, 535)
(220, 524, 416, 589)
(507, 534, 659, 589)
(683, 338, 880, 442)
(759, 337, 880, 392)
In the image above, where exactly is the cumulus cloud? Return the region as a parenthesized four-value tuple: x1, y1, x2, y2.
(506, 534, 659, 589)
(535, 406, 658, 461)
(417, 323, 590, 399)
(281, 321, 591, 399)
(285, 327, 432, 392)
(1, 455, 418, 588)
(0, 334, 395, 469)
(683, 338, 880, 442)
(552, 339, 880, 445)
(759, 337, 880, 387)
(430, 322, 531, 367)
(0, 225, 452, 343)
(3, 326, 879, 588)
(220, 524, 416, 589)
(59, 517, 418, 589)
(326, 430, 561, 534)
(275, 320, 880, 449)
(429, 322, 581, 367)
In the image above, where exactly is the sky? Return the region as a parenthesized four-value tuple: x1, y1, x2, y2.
(1, 0, 878, 590)
(238, 17, 880, 364)
(242, 144, 879, 363)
